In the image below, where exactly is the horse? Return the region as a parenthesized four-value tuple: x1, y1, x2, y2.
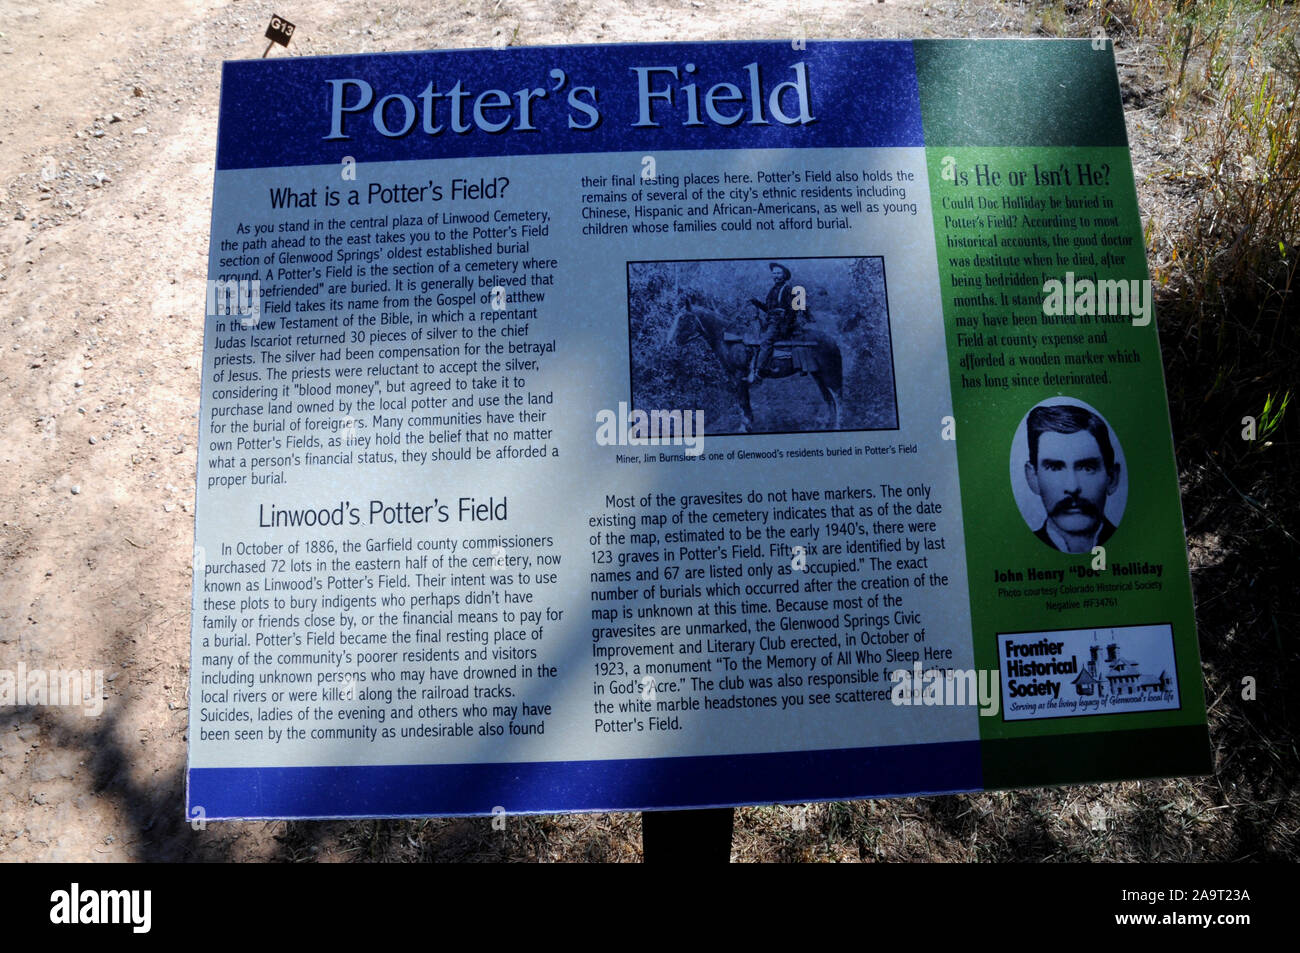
(665, 298, 844, 433)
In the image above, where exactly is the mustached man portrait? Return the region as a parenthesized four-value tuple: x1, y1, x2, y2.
(1011, 400, 1128, 554)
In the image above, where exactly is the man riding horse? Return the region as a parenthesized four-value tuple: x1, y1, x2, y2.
(667, 281, 843, 432)
(747, 262, 810, 383)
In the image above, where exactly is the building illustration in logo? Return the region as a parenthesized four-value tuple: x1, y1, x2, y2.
(1072, 641, 1172, 699)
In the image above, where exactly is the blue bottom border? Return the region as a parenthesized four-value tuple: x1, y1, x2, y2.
(188, 740, 982, 819)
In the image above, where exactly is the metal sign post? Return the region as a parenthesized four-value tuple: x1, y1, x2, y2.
(642, 809, 735, 863)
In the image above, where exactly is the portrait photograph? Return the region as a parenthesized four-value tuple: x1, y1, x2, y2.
(1009, 397, 1129, 554)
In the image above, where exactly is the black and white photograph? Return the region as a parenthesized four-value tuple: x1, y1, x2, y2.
(626, 256, 899, 436)
(1010, 397, 1129, 554)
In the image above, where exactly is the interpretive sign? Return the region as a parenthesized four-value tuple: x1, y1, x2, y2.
(188, 39, 1212, 820)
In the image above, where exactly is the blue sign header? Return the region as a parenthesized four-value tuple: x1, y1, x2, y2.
(216, 40, 923, 169)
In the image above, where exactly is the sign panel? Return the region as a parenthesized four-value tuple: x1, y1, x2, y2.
(188, 39, 1211, 819)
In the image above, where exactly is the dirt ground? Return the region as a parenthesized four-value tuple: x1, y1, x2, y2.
(0, 0, 1257, 862)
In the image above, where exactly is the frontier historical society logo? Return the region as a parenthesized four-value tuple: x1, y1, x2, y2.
(997, 623, 1181, 721)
